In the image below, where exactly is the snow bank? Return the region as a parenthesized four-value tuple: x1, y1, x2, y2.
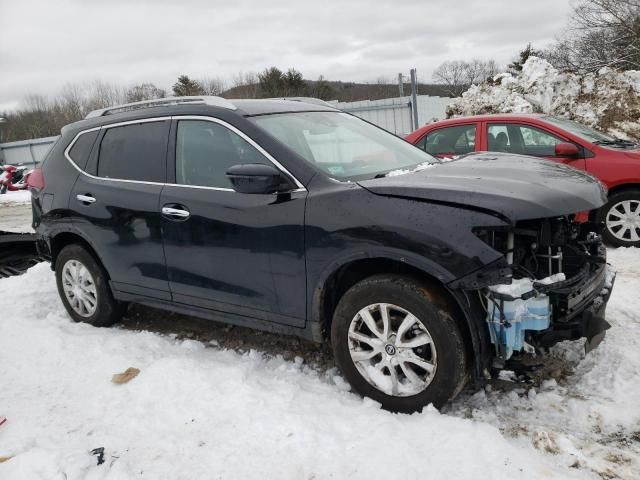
(448, 57, 640, 141)
(1, 248, 639, 478)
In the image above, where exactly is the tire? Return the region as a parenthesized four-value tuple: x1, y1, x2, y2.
(597, 189, 640, 247)
(331, 274, 468, 413)
(0, 185, 7, 194)
(55, 244, 125, 327)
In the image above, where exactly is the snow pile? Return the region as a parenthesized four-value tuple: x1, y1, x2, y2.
(0, 190, 31, 205)
(489, 273, 566, 297)
(448, 57, 640, 141)
(0, 248, 639, 478)
(387, 161, 436, 177)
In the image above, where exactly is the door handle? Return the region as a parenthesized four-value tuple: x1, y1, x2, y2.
(162, 206, 190, 220)
(76, 194, 96, 204)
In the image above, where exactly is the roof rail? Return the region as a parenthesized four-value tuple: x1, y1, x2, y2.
(85, 96, 237, 119)
(268, 97, 337, 109)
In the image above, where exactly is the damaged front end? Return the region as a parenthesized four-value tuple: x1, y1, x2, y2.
(465, 217, 615, 367)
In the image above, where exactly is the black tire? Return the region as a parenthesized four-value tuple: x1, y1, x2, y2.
(0, 185, 7, 194)
(331, 274, 468, 413)
(597, 189, 640, 247)
(55, 244, 125, 327)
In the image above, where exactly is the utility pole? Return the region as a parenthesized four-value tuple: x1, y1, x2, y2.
(398, 73, 404, 97)
(409, 68, 419, 130)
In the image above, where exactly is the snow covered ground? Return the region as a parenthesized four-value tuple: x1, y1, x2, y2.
(1, 220, 639, 478)
(0, 190, 31, 205)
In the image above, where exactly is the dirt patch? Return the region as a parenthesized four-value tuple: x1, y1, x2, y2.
(120, 304, 335, 370)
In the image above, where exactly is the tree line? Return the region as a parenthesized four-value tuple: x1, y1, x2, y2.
(0, 68, 452, 143)
(0, 69, 329, 142)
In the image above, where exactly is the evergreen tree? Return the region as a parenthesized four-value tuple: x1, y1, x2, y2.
(508, 44, 542, 73)
(172, 75, 205, 96)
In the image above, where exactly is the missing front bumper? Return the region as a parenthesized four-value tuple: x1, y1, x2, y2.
(534, 263, 616, 351)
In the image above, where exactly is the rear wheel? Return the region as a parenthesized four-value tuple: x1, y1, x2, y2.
(598, 190, 640, 247)
(55, 244, 125, 327)
(331, 274, 468, 413)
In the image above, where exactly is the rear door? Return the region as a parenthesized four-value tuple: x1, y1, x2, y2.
(160, 116, 307, 327)
(484, 122, 586, 170)
(69, 118, 171, 300)
(414, 124, 478, 159)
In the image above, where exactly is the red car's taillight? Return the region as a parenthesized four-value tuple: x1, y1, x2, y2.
(27, 168, 45, 190)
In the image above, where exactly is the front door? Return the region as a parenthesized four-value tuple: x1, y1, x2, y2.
(160, 117, 307, 327)
(485, 123, 586, 170)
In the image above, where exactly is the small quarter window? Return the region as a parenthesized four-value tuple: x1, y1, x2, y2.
(97, 121, 168, 182)
(68, 130, 99, 170)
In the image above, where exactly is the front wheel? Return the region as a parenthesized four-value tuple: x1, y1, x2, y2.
(331, 274, 468, 413)
(597, 190, 640, 247)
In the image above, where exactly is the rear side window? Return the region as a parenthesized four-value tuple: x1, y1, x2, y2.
(97, 121, 168, 182)
(418, 125, 476, 155)
(68, 130, 99, 170)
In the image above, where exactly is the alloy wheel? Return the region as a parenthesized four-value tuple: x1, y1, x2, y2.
(62, 259, 98, 317)
(347, 303, 437, 397)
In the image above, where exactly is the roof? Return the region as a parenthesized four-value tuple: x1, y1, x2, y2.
(61, 98, 338, 135)
(231, 99, 337, 115)
(430, 113, 546, 125)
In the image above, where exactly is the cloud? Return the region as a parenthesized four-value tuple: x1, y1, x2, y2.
(0, 0, 571, 110)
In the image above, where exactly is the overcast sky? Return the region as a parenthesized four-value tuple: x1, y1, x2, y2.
(0, 0, 573, 111)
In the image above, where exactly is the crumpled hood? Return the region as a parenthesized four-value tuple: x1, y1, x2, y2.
(357, 152, 607, 222)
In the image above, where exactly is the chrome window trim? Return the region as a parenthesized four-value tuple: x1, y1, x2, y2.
(63, 115, 307, 193)
(172, 115, 305, 190)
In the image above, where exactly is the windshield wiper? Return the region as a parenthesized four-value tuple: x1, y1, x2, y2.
(593, 138, 637, 147)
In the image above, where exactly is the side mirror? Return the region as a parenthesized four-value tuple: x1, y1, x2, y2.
(226, 163, 292, 194)
(555, 142, 579, 157)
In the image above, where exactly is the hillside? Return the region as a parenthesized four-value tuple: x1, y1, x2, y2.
(222, 80, 453, 102)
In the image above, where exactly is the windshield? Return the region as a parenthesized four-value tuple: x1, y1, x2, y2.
(250, 111, 438, 180)
(542, 116, 615, 143)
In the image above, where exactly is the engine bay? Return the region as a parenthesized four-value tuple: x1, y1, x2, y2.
(475, 216, 612, 363)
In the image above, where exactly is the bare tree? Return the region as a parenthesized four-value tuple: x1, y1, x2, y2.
(229, 71, 259, 98)
(432, 61, 468, 96)
(432, 59, 499, 96)
(200, 77, 226, 96)
(126, 83, 166, 102)
(546, 0, 640, 71)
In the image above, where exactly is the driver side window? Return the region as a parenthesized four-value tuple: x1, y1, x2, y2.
(176, 120, 269, 189)
(487, 123, 564, 157)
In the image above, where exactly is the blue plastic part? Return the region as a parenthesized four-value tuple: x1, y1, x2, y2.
(486, 296, 551, 360)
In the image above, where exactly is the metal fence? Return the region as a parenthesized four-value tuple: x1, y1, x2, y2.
(332, 95, 452, 136)
(0, 136, 59, 166)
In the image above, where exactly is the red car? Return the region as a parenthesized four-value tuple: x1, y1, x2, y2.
(406, 114, 640, 247)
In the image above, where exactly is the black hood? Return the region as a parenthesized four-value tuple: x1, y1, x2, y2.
(357, 152, 607, 222)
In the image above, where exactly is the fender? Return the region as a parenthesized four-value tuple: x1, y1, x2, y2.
(307, 246, 458, 339)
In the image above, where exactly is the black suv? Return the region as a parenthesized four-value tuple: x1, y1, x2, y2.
(20, 96, 615, 412)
